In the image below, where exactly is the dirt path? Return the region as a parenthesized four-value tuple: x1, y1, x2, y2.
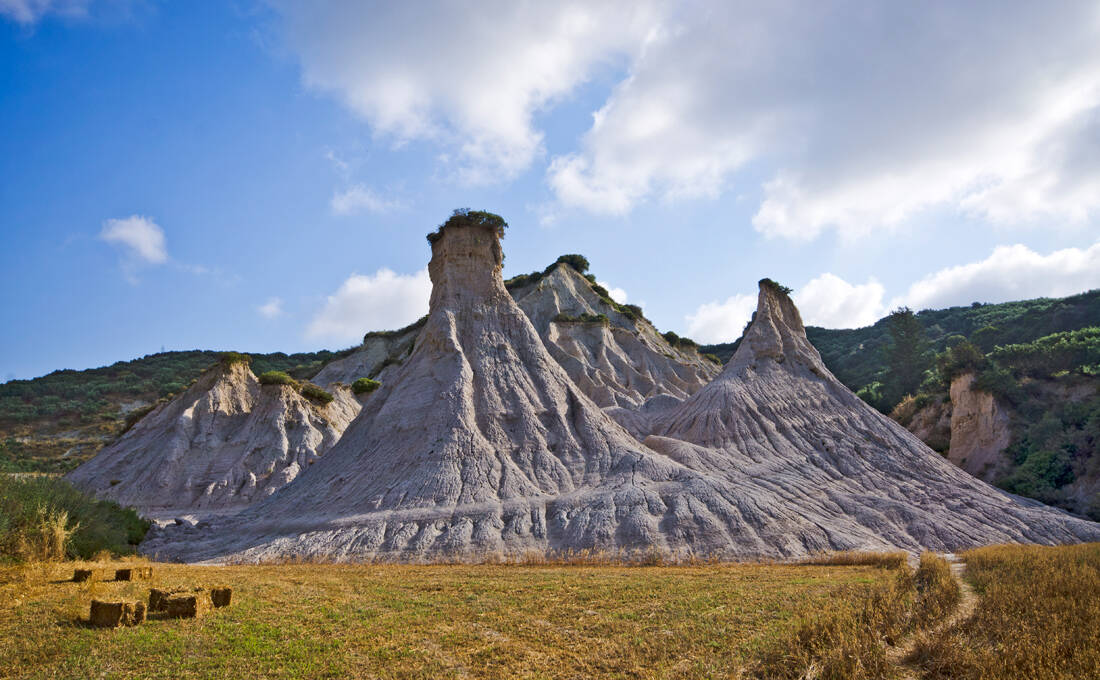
(886, 553, 979, 680)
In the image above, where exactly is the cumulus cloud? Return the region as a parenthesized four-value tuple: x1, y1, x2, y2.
(894, 242, 1100, 311)
(307, 268, 431, 344)
(597, 280, 628, 304)
(258, 297, 284, 319)
(548, 2, 1100, 239)
(330, 184, 403, 216)
(794, 274, 885, 329)
(99, 215, 168, 264)
(269, 0, 662, 183)
(685, 293, 757, 344)
(0, 0, 90, 24)
(686, 241, 1100, 342)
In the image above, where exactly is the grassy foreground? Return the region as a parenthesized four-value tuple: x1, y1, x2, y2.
(2, 558, 899, 680)
(911, 542, 1100, 680)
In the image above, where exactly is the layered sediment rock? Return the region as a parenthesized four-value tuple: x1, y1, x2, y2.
(67, 361, 360, 517)
(144, 223, 1100, 562)
(643, 281, 1100, 551)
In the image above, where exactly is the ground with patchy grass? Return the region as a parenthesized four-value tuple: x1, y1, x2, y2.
(2, 559, 892, 680)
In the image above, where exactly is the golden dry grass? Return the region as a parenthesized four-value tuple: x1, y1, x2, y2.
(0, 557, 894, 680)
(798, 550, 910, 570)
(909, 542, 1100, 680)
(753, 552, 958, 679)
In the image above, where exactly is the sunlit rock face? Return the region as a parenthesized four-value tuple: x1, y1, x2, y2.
(67, 360, 360, 518)
(142, 225, 1100, 563)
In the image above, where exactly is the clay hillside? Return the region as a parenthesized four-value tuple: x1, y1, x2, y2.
(66, 359, 360, 518)
(139, 211, 1100, 562)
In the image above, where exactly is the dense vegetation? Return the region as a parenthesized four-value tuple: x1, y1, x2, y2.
(0, 476, 148, 562)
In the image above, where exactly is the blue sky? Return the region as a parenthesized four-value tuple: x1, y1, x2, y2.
(2, 1, 1099, 381)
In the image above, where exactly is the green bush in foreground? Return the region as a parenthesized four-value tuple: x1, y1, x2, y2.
(258, 370, 298, 387)
(300, 383, 334, 404)
(0, 476, 149, 562)
(351, 378, 381, 395)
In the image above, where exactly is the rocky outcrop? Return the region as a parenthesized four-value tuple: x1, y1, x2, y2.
(640, 280, 1100, 553)
(144, 224, 1100, 563)
(145, 220, 756, 561)
(66, 361, 360, 517)
(946, 373, 1013, 480)
(509, 264, 719, 410)
(310, 320, 423, 388)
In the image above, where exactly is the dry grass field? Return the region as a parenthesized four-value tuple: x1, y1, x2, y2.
(909, 542, 1100, 680)
(1, 558, 896, 680)
(0, 544, 1094, 679)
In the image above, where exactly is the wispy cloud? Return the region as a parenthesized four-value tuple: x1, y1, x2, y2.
(0, 0, 91, 25)
(258, 297, 284, 319)
(330, 184, 404, 216)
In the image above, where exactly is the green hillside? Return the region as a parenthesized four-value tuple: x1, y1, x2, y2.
(0, 347, 355, 473)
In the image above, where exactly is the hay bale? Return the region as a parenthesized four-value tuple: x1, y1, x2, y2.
(89, 600, 146, 628)
(149, 587, 205, 612)
(210, 587, 232, 608)
(148, 588, 174, 612)
(165, 593, 210, 619)
(114, 567, 153, 581)
(72, 569, 98, 582)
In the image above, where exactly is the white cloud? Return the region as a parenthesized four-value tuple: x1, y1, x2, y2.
(894, 242, 1100, 311)
(0, 0, 89, 24)
(685, 241, 1100, 342)
(99, 215, 168, 264)
(330, 184, 403, 216)
(269, 0, 663, 184)
(307, 268, 431, 344)
(548, 2, 1100, 239)
(597, 280, 628, 304)
(685, 293, 757, 344)
(258, 297, 284, 319)
(794, 274, 885, 329)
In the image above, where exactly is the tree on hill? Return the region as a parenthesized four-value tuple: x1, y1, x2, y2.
(882, 307, 932, 409)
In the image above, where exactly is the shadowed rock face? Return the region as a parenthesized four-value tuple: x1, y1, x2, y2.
(66, 362, 360, 517)
(142, 228, 1100, 562)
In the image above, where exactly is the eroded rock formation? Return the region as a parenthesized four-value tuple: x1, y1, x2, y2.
(66, 361, 360, 517)
(143, 221, 1100, 562)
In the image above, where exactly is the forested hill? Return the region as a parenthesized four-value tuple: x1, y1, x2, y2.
(702, 288, 1100, 397)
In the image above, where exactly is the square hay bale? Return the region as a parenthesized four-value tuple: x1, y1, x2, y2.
(72, 569, 99, 583)
(89, 600, 146, 628)
(149, 587, 205, 612)
(165, 593, 210, 619)
(210, 587, 232, 608)
(114, 567, 153, 581)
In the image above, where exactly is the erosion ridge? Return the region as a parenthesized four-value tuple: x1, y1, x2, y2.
(140, 214, 1100, 562)
(66, 360, 361, 518)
